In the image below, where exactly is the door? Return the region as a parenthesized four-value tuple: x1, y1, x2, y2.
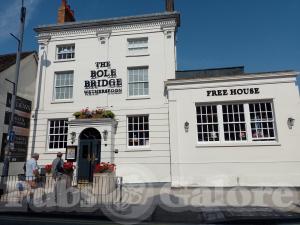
(78, 139, 101, 182)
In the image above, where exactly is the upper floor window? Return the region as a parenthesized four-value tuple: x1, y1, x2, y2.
(54, 72, 74, 100)
(128, 67, 149, 97)
(196, 101, 276, 143)
(48, 119, 68, 150)
(128, 38, 148, 55)
(56, 44, 75, 60)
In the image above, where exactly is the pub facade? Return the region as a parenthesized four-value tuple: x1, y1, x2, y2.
(29, 0, 300, 187)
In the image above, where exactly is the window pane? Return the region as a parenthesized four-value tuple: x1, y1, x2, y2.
(128, 67, 149, 96)
(48, 119, 68, 149)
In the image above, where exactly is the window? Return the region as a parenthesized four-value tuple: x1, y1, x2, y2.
(249, 102, 276, 141)
(196, 105, 219, 142)
(54, 72, 74, 100)
(128, 38, 148, 55)
(128, 67, 149, 96)
(223, 104, 247, 141)
(128, 115, 149, 147)
(48, 119, 68, 149)
(196, 101, 276, 143)
(57, 44, 75, 60)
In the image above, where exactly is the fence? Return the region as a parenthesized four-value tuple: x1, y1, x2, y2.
(0, 174, 123, 206)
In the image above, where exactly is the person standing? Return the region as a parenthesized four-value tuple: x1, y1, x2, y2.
(51, 152, 64, 179)
(25, 153, 40, 199)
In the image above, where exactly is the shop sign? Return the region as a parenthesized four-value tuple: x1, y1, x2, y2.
(6, 93, 32, 113)
(4, 112, 30, 129)
(84, 61, 122, 96)
(207, 88, 260, 97)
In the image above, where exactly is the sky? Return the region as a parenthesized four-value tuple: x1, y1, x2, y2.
(0, 0, 299, 87)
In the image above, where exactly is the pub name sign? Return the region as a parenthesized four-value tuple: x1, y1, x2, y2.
(207, 88, 260, 97)
(84, 61, 122, 96)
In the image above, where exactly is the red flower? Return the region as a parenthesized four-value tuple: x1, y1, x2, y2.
(45, 164, 52, 174)
(94, 162, 116, 173)
(63, 162, 75, 173)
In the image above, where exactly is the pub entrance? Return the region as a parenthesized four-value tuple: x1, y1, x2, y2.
(78, 128, 101, 182)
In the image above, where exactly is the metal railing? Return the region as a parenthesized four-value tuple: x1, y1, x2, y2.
(0, 174, 123, 206)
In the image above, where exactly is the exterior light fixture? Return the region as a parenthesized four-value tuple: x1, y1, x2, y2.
(70, 132, 76, 144)
(287, 117, 295, 129)
(184, 121, 189, 133)
(103, 130, 108, 141)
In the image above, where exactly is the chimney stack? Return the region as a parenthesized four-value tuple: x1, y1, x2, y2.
(166, 0, 175, 12)
(57, 0, 75, 24)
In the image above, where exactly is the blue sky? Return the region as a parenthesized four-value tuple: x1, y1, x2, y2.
(0, 0, 299, 87)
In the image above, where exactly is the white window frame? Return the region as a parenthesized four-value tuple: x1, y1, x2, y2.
(56, 44, 75, 60)
(127, 115, 150, 148)
(196, 101, 277, 144)
(53, 71, 74, 101)
(127, 67, 149, 97)
(48, 119, 68, 151)
(127, 37, 148, 56)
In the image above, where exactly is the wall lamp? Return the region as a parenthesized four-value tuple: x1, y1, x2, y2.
(184, 121, 189, 133)
(103, 130, 108, 141)
(287, 117, 295, 129)
(70, 132, 76, 144)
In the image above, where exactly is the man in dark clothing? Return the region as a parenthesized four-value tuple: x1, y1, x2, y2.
(51, 152, 64, 179)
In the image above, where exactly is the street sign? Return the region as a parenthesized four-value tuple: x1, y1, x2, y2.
(7, 131, 15, 143)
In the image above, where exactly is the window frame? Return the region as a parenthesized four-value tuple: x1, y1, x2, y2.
(47, 119, 69, 151)
(127, 115, 150, 149)
(127, 37, 148, 56)
(196, 101, 277, 145)
(53, 71, 74, 101)
(127, 66, 149, 97)
(56, 44, 75, 61)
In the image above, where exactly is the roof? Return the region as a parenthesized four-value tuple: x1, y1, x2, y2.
(0, 51, 35, 73)
(166, 69, 298, 86)
(34, 11, 180, 33)
(176, 66, 245, 79)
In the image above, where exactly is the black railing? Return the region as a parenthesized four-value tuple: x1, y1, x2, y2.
(0, 174, 123, 206)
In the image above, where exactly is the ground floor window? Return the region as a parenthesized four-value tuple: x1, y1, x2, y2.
(48, 119, 68, 149)
(196, 101, 276, 143)
(127, 115, 149, 147)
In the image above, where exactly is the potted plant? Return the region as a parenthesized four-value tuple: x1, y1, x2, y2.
(93, 162, 116, 195)
(73, 107, 115, 119)
(44, 164, 52, 176)
(63, 162, 75, 188)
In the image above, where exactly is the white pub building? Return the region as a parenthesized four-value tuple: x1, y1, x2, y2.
(29, 0, 300, 187)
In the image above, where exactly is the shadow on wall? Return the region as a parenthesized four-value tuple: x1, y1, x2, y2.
(297, 76, 300, 95)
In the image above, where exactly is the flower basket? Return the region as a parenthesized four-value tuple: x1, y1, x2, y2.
(93, 162, 116, 195)
(73, 107, 115, 120)
(44, 164, 52, 175)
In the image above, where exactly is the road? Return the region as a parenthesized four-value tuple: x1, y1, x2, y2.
(1, 214, 300, 225)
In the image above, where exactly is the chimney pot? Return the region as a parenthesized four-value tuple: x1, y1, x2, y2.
(57, 0, 75, 24)
(166, 0, 175, 12)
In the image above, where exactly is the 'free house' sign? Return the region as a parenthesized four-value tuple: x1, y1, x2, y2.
(207, 88, 260, 97)
(84, 61, 122, 96)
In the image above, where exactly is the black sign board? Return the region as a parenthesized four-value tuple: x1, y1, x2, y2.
(4, 111, 30, 129)
(6, 93, 32, 113)
(0, 133, 28, 162)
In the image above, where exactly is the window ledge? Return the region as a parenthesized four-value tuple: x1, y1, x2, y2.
(126, 54, 150, 58)
(51, 100, 74, 104)
(45, 150, 66, 154)
(54, 59, 76, 63)
(126, 96, 150, 100)
(125, 147, 151, 152)
(196, 142, 281, 148)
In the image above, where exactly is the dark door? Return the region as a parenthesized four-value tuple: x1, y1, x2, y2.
(78, 128, 101, 182)
(78, 139, 101, 182)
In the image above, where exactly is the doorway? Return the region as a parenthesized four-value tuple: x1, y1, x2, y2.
(78, 128, 101, 182)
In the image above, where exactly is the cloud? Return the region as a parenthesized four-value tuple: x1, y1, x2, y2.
(0, 0, 41, 41)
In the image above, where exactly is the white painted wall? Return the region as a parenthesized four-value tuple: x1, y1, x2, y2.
(167, 73, 300, 187)
(0, 53, 38, 175)
(29, 15, 178, 183)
